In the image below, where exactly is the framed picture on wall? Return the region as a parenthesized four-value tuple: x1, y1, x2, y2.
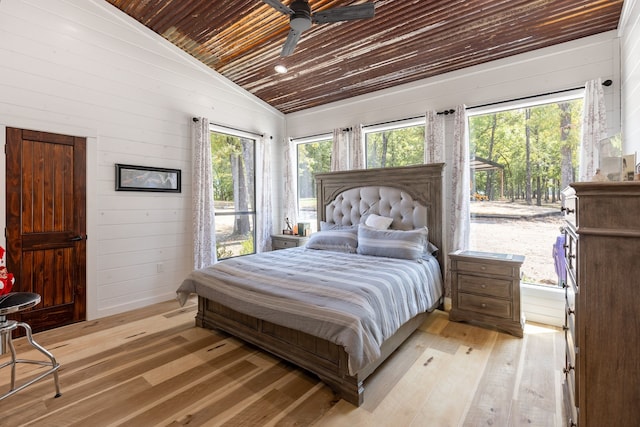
(115, 164, 181, 193)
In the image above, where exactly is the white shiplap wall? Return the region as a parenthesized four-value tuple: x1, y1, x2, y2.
(0, 0, 285, 319)
(620, 0, 640, 156)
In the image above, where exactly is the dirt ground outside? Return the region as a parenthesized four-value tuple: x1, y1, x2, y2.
(469, 200, 564, 286)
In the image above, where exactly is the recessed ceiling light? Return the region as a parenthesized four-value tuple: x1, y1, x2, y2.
(274, 64, 288, 74)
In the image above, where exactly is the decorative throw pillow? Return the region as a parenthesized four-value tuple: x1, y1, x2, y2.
(320, 221, 358, 231)
(306, 227, 358, 253)
(357, 224, 428, 260)
(364, 213, 394, 230)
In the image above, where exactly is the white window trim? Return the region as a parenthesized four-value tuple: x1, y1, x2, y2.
(291, 133, 332, 145)
(362, 117, 425, 134)
(467, 89, 584, 117)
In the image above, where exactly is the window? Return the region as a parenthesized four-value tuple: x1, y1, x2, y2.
(210, 129, 256, 260)
(467, 94, 584, 287)
(296, 136, 332, 232)
(365, 118, 425, 168)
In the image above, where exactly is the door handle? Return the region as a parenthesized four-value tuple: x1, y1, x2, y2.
(70, 235, 84, 241)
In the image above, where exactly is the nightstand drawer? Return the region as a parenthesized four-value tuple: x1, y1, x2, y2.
(456, 260, 515, 278)
(273, 239, 298, 249)
(458, 293, 512, 318)
(458, 274, 512, 298)
(271, 234, 309, 251)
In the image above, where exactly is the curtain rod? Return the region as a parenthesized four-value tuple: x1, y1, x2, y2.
(192, 117, 265, 138)
(362, 116, 423, 128)
(291, 127, 351, 142)
(466, 79, 613, 111)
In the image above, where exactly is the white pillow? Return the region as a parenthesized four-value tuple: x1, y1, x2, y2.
(365, 213, 393, 230)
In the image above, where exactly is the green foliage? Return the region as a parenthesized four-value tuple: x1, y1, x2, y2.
(366, 126, 424, 168)
(210, 132, 254, 203)
(469, 99, 583, 201)
(297, 139, 332, 199)
(240, 234, 255, 255)
(216, 242, 233, 260)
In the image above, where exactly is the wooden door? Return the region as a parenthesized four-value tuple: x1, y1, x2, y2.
(5, 128, 86, 333)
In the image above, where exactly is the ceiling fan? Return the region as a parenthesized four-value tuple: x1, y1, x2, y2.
(263, 0, 375, 56)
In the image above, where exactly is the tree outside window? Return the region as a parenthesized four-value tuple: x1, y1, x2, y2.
(297, 138, 331, 231)
(468, 97, 584, 286)
(210, 131, 256, 259)
(365, 124, 425, 168)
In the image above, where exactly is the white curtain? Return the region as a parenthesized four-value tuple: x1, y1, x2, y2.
(425, 110, 445, 163)
(284, 138, 298, 228)
(579, 78, 607, 181)
(349, 125, 365, 169)
(191, 117, 217, 269)
(331, 128, 349, 171)
(450, 105, 470, 252)
(257, 135, 273, 252)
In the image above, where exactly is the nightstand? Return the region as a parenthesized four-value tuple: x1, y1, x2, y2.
(449, 250, 525, 337)
(271, 234, 309, 250)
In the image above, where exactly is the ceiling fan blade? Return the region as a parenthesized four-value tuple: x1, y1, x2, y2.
(281, 28, 302, 56)
(263, 0, 293, 16)
(312, 3, 375, 23)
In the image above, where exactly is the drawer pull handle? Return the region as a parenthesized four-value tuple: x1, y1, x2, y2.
(481, 303, 487, 308)
(563, 365, 574, 374)
(480, 265, 486, 271)
(480, 284, 486, 289)
(561, 207, 575, 214)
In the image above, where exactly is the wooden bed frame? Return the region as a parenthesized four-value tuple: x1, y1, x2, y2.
(196, 163, 445, 406)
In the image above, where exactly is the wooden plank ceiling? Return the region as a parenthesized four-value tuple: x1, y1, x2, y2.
(104, 0, 623, 114)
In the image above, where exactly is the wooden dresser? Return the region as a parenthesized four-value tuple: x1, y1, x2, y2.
(561, 182, 640, 427)
(449, 250, 525, 337)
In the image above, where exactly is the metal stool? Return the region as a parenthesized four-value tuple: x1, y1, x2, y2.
(0, 292, 61, 401)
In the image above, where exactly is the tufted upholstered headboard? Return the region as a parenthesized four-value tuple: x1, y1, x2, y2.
(324, 186, 427, 230)
(315, 163, 445, 270)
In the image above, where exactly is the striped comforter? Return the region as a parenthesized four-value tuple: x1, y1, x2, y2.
(176, 247, 443, 375)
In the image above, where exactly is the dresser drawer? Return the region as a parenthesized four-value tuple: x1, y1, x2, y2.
(458, 274, 512, 299)
(456, 260, 516, 278)
(564, 227, 578, 287)
(565, 276, 578, 348)
(563, 377, 579, 427)
(561, 189, 577, 227)
(564, 339, 579, 412)
(458, 293, 512, 319)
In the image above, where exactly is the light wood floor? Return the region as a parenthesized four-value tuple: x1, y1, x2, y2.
(0, 298, 564, 426)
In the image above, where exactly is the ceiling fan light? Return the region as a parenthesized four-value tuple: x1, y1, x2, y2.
(290, 16, 312, 31)
(275, 64, 288, 73)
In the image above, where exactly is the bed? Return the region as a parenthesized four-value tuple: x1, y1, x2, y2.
(177, 163, 445, 406)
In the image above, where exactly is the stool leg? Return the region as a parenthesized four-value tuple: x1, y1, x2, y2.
(1, 329, 18, 391)
(18, 322, 62, 398)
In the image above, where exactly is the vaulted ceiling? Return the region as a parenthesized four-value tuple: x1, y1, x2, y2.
(105, 0, 623, 114)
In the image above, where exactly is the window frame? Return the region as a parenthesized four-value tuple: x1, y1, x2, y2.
(466, 92, 584, 288)
(294, 134, 332, 232)
(209, 125, 257, 260)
